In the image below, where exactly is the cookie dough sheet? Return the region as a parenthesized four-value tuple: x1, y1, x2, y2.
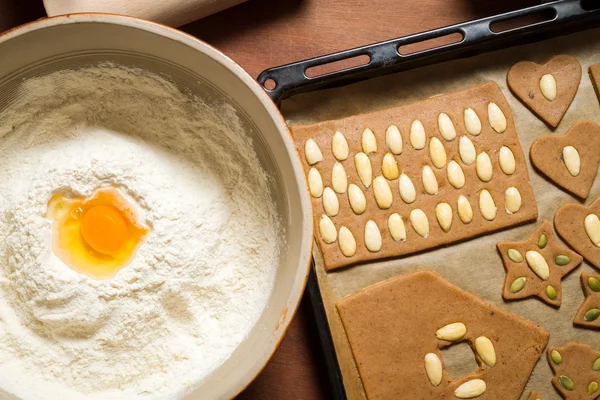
(282, 27, 600, 400)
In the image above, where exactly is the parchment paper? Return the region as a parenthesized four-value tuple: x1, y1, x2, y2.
(282, 28, 600, 400)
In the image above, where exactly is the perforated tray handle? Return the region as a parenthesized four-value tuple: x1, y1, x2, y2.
(258, 0, 600, 105)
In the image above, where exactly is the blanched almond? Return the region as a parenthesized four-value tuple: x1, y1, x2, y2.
(410, 120, 426, 149)
(474, 336, 496, 367)
(338, 226, 356, 257)
(373, 176, 393, 209)
(354, 152, 373, 188)
(436, 322, 466, 341)
(308, 167, 323, 198)
(476, 152, 493, 182)
(459, 136, 476, 165)
(504, 187, 522, 214)
(526, 250, 550, 280)
(385, 125, 403, 154)
(447, 160, 465, 189)
(488, 102, 507, 133)
(410, 209, 429, 238)
(429, 137, 447, 168)
(424, 353, 443, 387)
(499, 146, 516, 175)
(399, 173, 416, 204)
(585, 214, 600, 246)
(331, 131, 349, 161)
(435, 202, 453, 232)
(348, 183, 367, 215)
(364, 220, 382, 252)
(322, 187, 339, 216)
(388, 213, 406, 241)
(422, 166, 439, 195)
(319, 215, 337, 243)
(305, 138, 323, 165)
(563, 146, 581, 177)
(457, 195, 473, 224)
(479, 189, 497, 221)
(361, 128, 377, 154)
(438, 112, 457, 141)
(331, 162, 348, 193)
(540, 74, 557, 101)
(464, 108, 482, 136)
(381, 153, 400, 180)
(455, 379, 486, 398)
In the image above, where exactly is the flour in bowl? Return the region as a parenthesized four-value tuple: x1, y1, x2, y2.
(0, 64, 280, 399)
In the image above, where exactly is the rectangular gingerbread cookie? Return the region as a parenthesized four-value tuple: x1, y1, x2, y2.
(336, 270, 550, 399)
(291, 82, 538, 270)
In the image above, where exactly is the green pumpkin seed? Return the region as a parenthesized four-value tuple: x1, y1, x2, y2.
(551, 350, 562, 364)
(559, 375, 575, 391)
(555, 255, 570, 265)
(538, 234, 548, 249)
(593, 357, 600, 371)
(510, 277, 526, 293)
(589, 277, 600, 292)
(508, 248, 524, 262)
(589, 381, 599, 395)
(584, 308, 600, 322)
(546, 285, 557, 300)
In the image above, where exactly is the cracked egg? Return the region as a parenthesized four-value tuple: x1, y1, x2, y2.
(46, 187, 150, 279)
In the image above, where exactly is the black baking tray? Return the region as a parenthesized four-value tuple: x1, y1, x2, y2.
(257, 1, 600, 398)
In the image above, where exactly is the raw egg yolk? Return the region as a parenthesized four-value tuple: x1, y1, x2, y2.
(81, 205, 129, 256)
(46, 187, 150, 279)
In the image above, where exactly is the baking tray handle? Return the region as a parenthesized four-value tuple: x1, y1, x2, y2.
(258, 0, 600, 105)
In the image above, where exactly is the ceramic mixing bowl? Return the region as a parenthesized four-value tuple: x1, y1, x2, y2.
(0, 14, 313, 399)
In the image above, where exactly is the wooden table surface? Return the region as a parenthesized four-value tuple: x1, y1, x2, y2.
(0, 0, 540, 398)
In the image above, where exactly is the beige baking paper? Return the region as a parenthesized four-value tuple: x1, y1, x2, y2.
(282, 28, 600, 400)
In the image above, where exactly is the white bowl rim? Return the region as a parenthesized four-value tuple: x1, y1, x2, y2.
(0, 13, 314, 399)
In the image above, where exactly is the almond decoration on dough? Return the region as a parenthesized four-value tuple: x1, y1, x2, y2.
(336, 271, 549, 399)
(498, 220, 582, 307)
(507, 55, 581, 128)
(555, 196, 600, 271)
(291, 82, 537, 271)
(530, 120, 600, 199)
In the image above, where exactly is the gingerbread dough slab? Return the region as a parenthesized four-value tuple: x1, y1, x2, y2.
(547, 343, 600, 399)
(530, 120, 600, 199)
(292, 82, 538, 271)
(336, 270, 550, 399)
(574, 273, 600, 330)
(497, 220, 582, 307)
(507, 55, 581, 128)
(555, 196, 600, 271)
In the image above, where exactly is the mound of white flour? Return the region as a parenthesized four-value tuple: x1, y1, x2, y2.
(0, 64, 280, 399)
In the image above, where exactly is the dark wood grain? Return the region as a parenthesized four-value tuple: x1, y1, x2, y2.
(0, 1, 540, 399)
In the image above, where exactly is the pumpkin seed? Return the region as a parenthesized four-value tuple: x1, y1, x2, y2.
(510, 277, 526, 293)
(551, 350, 562, 365)
(593, 357, 600, 371)
(546, 285, 557, 300)
(555, 255, 570, 266)
(538, 234, 548, 249)
(589, 277, 600, 292)
(584, 308, 600, 322)
(589, 382, 599, 395)
(559, 376, 575, 391)
(508, 249, 524, 263)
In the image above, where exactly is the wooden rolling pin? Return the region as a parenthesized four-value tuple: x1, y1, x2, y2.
(43, 0, 248, 27)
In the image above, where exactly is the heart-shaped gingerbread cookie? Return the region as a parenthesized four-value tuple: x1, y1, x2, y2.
(530, 120, 600, 199)
(555, 196, 600, 271)
(507, 55, 581, 128)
